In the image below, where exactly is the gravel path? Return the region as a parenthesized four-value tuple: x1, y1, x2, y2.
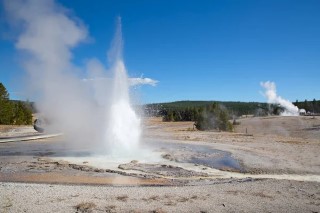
(1, 179, 320, 212)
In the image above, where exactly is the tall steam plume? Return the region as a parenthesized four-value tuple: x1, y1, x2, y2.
(105, 17, 141, 155)
(3, 0, 144, 155)
(260, 81, 299, 116)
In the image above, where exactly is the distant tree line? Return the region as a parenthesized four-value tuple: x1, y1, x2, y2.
(144, 101, 283, 118)
(0, 83, 32, 125)
(144, 100, 320, 118)
(162, 102, 233, 132)
(294, 99, 320, 114)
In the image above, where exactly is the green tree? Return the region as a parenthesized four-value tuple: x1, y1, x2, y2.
(0, 83, 32, 125)
(194, 103, 233, 132)
(0, 83, 14, 124)
(13, 102, 33, 125)
(304, 99, 309, 111)
(0, 83, 9, 100)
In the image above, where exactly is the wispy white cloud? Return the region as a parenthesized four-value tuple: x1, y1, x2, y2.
(128, 77, 158, 86)
(82, 77, 158, 86)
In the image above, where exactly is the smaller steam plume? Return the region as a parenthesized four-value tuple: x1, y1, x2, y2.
(260, 81, 299, 116)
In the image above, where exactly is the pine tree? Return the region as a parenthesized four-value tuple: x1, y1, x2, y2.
(0, 83, 32, 125)
(0, 83, 9, 100)
(0, 83, 13, 124)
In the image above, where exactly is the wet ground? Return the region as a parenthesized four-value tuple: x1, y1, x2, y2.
(0, 138, 243, 171)
(154, 140, 244, 172)
(0, 136, 246, 186)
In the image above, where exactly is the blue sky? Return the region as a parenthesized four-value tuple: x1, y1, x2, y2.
(1, 0, 320, 103)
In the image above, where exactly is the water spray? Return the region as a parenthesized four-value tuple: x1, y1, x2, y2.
(260, 81, 299, 116)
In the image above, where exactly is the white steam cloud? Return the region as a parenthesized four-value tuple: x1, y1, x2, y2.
(4, 0, 98, 149)
(260, 81, 299, 116)
(3, 0, 154, 153)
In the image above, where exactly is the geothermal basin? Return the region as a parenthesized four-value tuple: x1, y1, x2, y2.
(1, 116, 320, 186)
(1, 116, 320, 212)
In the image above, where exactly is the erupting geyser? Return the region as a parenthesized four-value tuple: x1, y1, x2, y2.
(106, 18, 141, 155)
(107, 61, 141, 155)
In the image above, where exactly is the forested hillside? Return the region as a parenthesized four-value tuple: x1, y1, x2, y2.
(294, 99, 320, 113)
(144, 100, 320, 117)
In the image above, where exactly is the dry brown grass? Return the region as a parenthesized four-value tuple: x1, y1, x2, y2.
(142, 195, 160, 202)
(149, 208, 167, 213)
(105, 205, 117, 213)
(252, 192, 273, 199)
(164, 200, 176, 206)
(276, 140, 304, 144)
(190, 195, 198, 199)
(74, 202, 96, 213)
(176, 197, 189, 202)
(116, 195, 129, 202)
(226, 190, 241, 195)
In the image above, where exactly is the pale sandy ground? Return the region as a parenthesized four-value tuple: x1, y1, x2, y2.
(1, 116, 320, 212)
(143, 116, 320, 175)
(0, 125, 38, 137)
(1, 180, 320, 213)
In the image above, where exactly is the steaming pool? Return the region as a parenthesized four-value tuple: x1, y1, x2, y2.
(1, 135, 320, 185)
(47, 139, 245, 182)
(0, 136, 248, 185)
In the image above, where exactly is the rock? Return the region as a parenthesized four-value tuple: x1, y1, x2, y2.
(94, 168, 105, 173)
(161, 154, 174, 161)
